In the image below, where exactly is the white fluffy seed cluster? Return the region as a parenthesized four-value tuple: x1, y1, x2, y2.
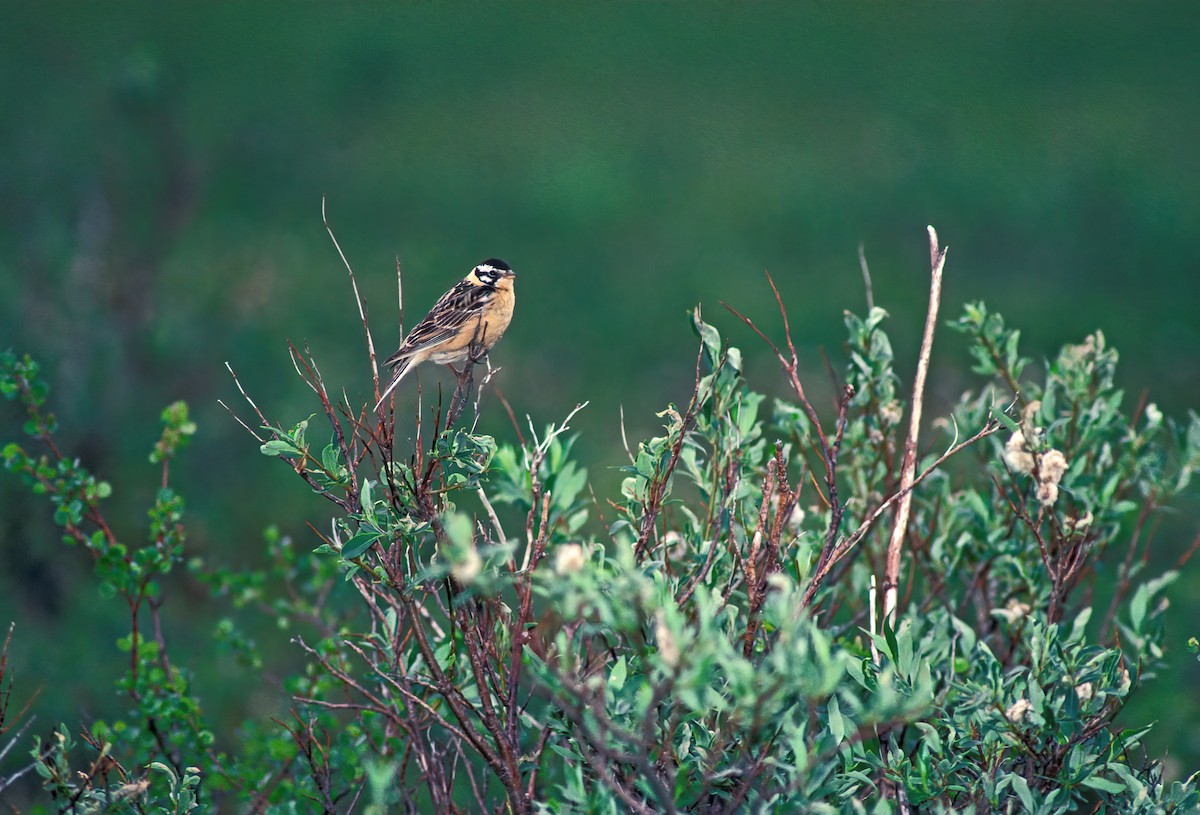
(1005, 698, 1032, 723)
(1002, 402, 1069, 506)
(995, 598, 1032, 625)
(654, 609, 680, 668)
(554, 543, 587, 575)
(450, 546, 483, 584)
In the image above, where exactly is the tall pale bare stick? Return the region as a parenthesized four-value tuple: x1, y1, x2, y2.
(882, 226, 948, 626)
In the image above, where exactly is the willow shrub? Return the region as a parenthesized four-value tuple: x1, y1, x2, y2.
(2, 273, 1199, 813)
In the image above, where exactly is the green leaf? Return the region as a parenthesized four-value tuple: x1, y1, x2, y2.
(1009, 774, 1035, 812)
(1082, 774, 1126, 794)
(342, 531, 381, 559)
(913, 722, 942, 756)
(1068, 607, 1092, 642)
(896, 620, 914, 678)
(826, 695, 846, 742)
(1130, 571, 1177, 632)
(992, 408, 1019, 434)
(609, 656, 627, 693)
(951, 615, 977, 654)
(691, 305, 722, 368)
(148, 760, 179, 784)
(260, 439, 301, 457)
(321, 443, 341, 473)
(548, 741, 582, 762)
(443, 511, 475, 549)
(883, 619, 900, 664)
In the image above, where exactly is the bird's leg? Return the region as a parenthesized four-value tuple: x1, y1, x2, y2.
(466, 319, 491, 365)
(447, 320, 491, 428)
(447, 361, 475, 429)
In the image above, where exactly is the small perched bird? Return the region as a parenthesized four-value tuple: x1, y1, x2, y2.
(375, 258, 517, 411)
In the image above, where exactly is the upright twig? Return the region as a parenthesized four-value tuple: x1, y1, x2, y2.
(322, 197, 382, 398)
(394, 255, 405, 344)
(858, 242, 874, 312)
(882, 226, 948, 626)
(634, 347, 705, 561)
(0, 623, 41, 797)
(803, 416, 999, 608)
(723, 273, 853, 575)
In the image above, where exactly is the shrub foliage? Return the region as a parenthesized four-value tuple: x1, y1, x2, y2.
(2, 235, 1199, 813)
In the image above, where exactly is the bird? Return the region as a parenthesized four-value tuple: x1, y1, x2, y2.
(374, 258, 517, 411)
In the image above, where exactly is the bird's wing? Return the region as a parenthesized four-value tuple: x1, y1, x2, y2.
(384, 281, 496, 367)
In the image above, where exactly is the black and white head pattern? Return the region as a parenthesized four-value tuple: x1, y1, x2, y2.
(473, 259, 513, 286)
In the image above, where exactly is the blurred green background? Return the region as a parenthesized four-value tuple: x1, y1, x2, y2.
(3, 2, 1199, 791)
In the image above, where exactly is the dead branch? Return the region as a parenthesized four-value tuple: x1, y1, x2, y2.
(883, 225, 948, 626)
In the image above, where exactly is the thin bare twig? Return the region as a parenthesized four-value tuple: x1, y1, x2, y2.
(476, 485, 509, 549)
(619, 404, 635, 464)
(520, 402, 589, 570)
(322, 197, 381, 395)
(858, 242, 874, 312)
(394, 255, 405, 345)
(634, 346, 705, 561)
(221, 362, 269, 440)
(724, 274, 853, 578)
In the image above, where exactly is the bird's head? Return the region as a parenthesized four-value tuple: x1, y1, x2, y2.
(471, 259, 516, 288)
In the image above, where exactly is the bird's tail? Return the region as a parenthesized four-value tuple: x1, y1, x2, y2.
(374, 359, 413, 413)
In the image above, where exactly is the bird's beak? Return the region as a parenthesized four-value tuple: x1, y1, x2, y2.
(505, 269, 517, 279)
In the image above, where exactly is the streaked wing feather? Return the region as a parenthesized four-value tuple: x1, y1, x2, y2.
(384, 282, 495, 366)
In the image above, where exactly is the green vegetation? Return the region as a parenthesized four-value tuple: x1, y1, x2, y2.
(2, 7, 1199, 811)
(3, 235, 1197, 809)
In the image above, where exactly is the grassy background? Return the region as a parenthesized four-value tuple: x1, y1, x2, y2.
(2, 3, 1199, 787)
